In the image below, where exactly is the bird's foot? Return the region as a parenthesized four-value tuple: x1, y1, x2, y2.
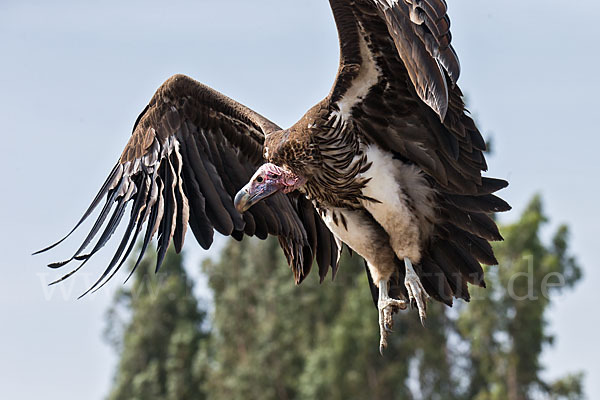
(378, 279, 408, 354)
(404, 257, 429, 326)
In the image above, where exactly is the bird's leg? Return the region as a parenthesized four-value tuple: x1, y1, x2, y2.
(378, 279, 407, 354)
(404, 257, 429, 326)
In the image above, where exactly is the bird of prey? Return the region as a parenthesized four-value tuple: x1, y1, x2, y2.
(37, 0, 510, 352)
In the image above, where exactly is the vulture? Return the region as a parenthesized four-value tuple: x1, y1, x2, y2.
(37, 0, 510, 352)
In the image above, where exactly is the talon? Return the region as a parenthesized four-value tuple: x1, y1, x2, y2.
(377, 278, 408, 353)
(404, 257, 429, 324)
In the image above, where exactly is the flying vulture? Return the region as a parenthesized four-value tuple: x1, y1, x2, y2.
(38, 0, 510, 352)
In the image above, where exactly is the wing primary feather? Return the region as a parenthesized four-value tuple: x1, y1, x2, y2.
(172, 178, 188, 253)
(443, 205, 503, 241)
(178, 130, 214, 249)
(450, 243, 485, 287)
(299, 245, 313, 284)
(433, 243, 470, 301)
(80, 176, 150, 296)
(48, 189, 130, 287)
(156, 155, 177, 273)
(478, 177, 509, 194)
(48, 257, 92, 286)
(315, 216, 332, 283)
(430, 245, 460, 298)
(445, 225, 498, 266)
(254, 200, 281, 236)
(47, 177, 125, 269)
(103, 178, 154, 287)
(192, 127, 242, 228)
(75, 187, 131, 264)
(445, 193, 511, 213)
(247, 203, 270, 240)
(202, 129, 245, 235)
(330, 234, 341, 280)
(420, 257, 454, 306)
(34, 164, 122, 255)
(123, 183, 162, 284)
(298, 197, 317, 260)
(241, 210, 256, 237)
(183, 127, 233, 235)
(269, 197, 288, 236)
(171, 142, 189, 253)
(79, 207, 137, 297)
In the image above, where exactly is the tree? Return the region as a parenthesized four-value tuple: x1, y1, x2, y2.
(203, 237, 458, 400)
(203, 196, 584, 400)
(105, 247, 208, 400)
(106, 195, 585, 400)
(202, 237, 316, 400)
(456, 196, 583, 400)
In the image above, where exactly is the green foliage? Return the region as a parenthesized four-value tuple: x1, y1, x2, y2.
(457, 196, 583, 400)
(548, 373, 585, 400)
(203, 237, 460, 400)
(202, 237, 309, 399)
(105, 196, 585, 400)
(105, 247, 208, 400)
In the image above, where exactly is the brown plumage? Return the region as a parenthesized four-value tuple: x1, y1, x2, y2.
(38, 0, 509, 343)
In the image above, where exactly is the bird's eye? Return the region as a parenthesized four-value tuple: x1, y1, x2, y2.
(256, 176, 264, 183)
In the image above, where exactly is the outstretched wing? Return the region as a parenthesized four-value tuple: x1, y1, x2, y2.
(328, 0, 510, 304)
(37, 74, 338, 295)
(329, 0, 503, 195)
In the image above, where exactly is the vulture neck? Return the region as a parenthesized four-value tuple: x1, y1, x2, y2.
(266, 100, 370, 209)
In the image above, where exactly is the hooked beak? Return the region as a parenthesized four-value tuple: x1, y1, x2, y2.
(234, 182, 280, 213)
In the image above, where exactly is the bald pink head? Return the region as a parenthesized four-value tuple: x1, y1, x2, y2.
(258, 163, 305, 193)
(233, 163, 305, 212)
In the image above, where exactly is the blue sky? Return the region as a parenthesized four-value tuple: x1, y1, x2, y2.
(1, 0, 598, 398)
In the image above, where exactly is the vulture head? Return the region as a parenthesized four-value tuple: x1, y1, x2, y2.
(234, 163, 306, 212)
